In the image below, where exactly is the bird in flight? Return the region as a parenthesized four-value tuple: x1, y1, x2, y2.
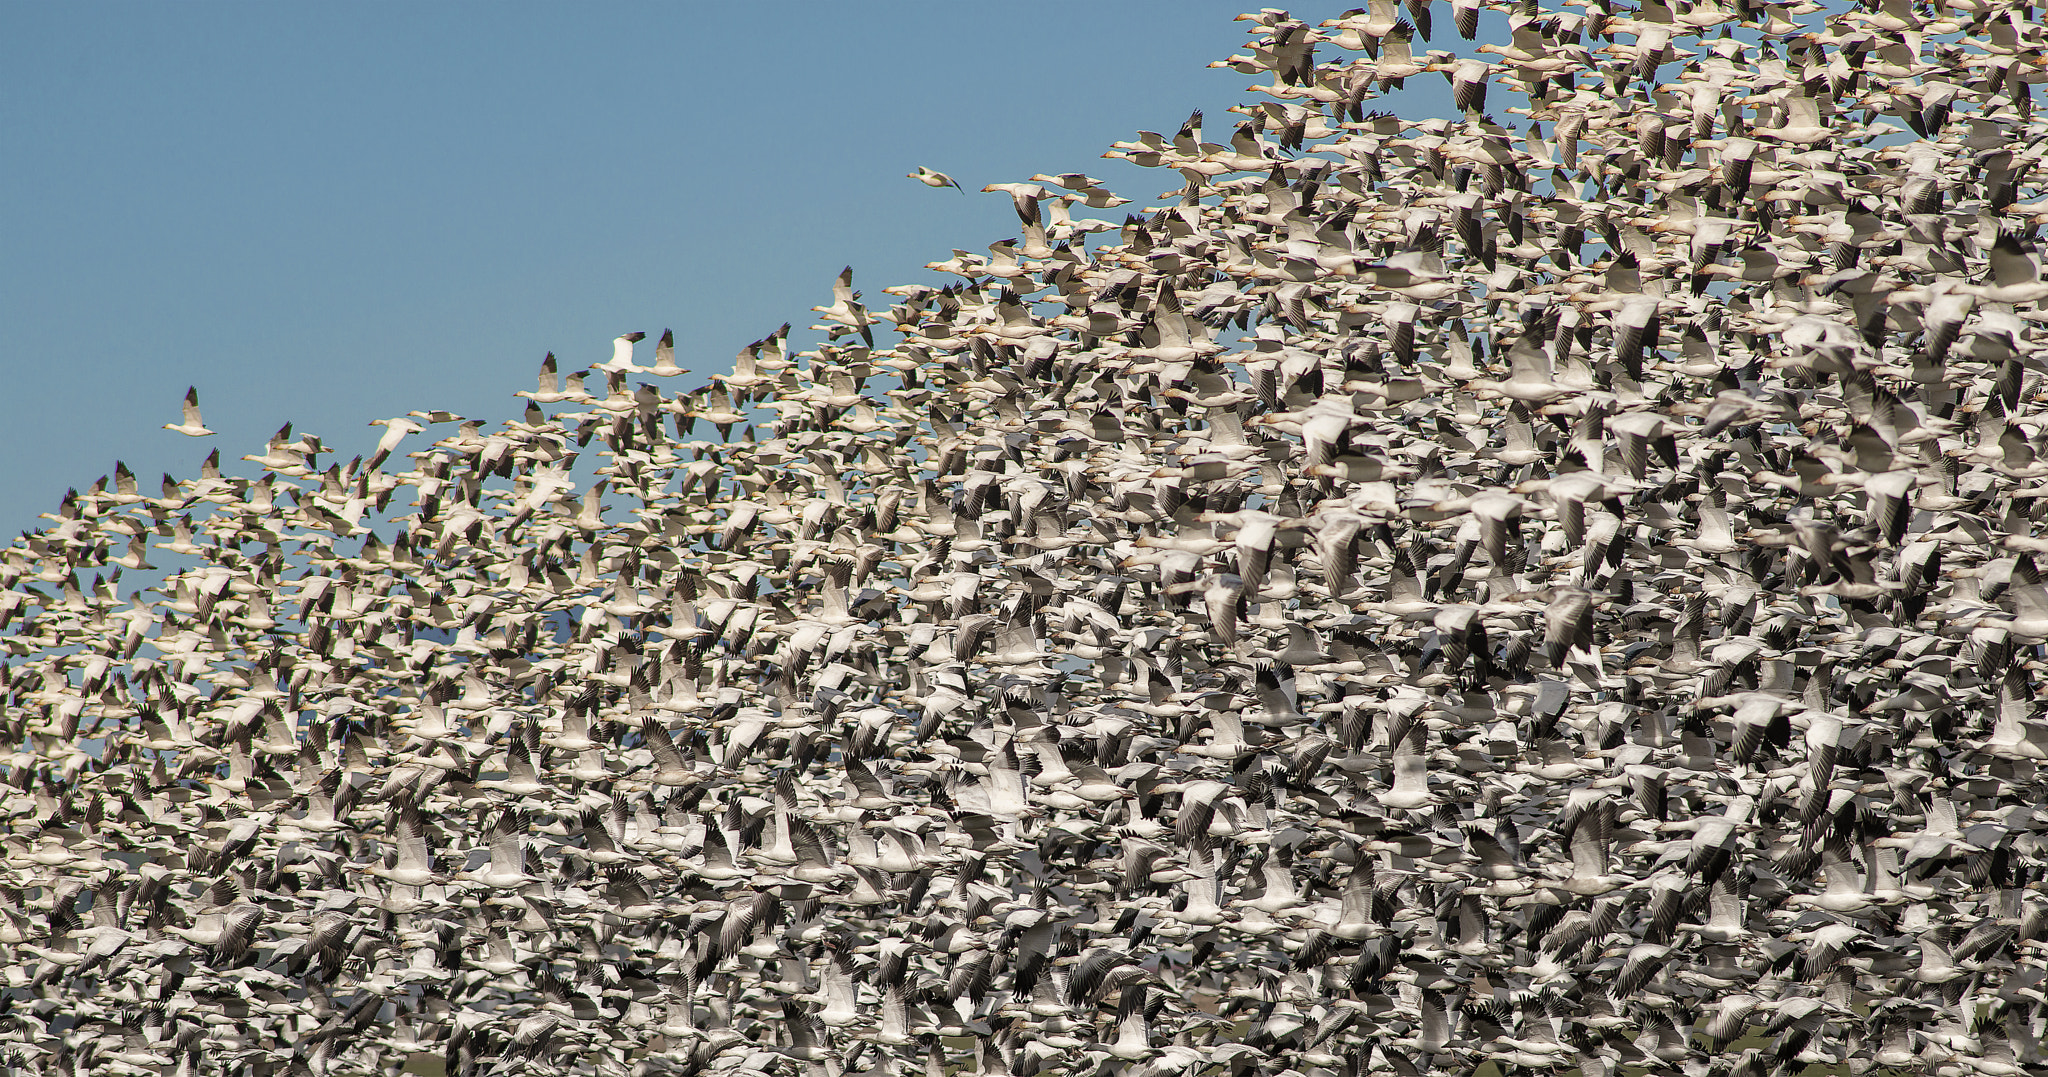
(907, 165, 964, 192)
(162, 386, 215, 436)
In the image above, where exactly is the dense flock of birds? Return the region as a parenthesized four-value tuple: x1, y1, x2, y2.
(9, 3, 2048, 1076)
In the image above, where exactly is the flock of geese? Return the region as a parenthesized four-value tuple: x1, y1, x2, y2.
(9, 2, 2048, 1076)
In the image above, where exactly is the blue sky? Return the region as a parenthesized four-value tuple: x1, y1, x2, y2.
(3, 3, 1458, 539)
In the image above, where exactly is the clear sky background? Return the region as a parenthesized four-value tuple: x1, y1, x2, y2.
(3, 3, 1461, 540)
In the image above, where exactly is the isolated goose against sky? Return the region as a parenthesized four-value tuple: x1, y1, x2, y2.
(161, 386, 216, 438)
(908, 166, 966, 193)
(8, 2, 2048, 1076)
